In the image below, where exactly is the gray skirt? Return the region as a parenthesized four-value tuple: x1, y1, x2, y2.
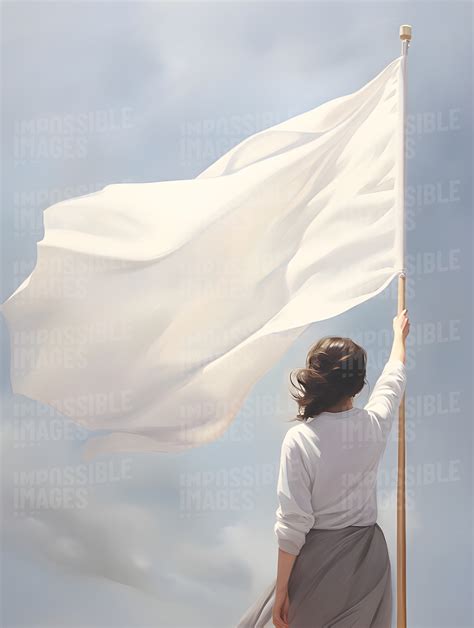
(236, 523, 392, 628)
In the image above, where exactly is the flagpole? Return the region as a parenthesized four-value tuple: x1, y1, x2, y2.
(397, 23, 412, 628)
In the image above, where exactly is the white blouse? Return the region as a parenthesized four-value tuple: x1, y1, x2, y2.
(274, 358, 407, 555)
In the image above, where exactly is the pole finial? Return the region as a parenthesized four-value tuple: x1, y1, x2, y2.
(399, 24, 412, 41)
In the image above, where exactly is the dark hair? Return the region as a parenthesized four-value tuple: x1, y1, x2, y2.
(289, 336, 367, 422)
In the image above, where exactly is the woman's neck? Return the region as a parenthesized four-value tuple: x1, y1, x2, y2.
(325, 397, 354, 412)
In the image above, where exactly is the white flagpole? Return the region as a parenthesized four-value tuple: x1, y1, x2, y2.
(397, 23, 412, 628)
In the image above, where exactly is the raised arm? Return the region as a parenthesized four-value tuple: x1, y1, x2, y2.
(364, 309, 410, 438)
(388, 308, 409, 365)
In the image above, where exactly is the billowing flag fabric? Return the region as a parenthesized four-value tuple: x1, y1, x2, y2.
(1, 56, 404, 458)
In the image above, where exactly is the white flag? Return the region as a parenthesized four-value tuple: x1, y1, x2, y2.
(1, 56, 404, 458)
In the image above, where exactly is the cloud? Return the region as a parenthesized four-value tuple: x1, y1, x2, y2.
(1, 405, 277, 626)
(7, 503, 157, 591)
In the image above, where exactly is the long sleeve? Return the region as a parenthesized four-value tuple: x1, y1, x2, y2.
(274, 433, 315, 556)
(364, 358, 407, 440)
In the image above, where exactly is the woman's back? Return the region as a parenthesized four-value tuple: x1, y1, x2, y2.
(274, 358, 407, 553)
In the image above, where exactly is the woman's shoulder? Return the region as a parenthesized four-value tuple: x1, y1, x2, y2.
(281, 421, 321, 456)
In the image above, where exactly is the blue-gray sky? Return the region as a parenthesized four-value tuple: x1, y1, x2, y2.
(1, 2, 472, 627)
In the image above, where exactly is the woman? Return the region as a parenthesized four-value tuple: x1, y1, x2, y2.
(237, 309, 409, 628)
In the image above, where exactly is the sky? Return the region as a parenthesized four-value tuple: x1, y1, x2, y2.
(1, 2, 472, 627)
